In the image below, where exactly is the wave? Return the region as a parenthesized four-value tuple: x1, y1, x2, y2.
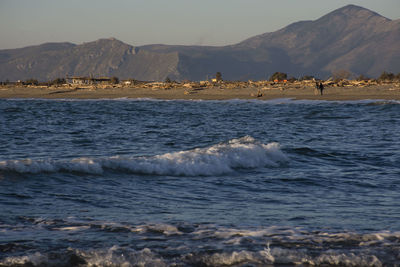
(2, 219, 399, 266)
(1, 247, 386, 267)
(0, 136, 287, 176)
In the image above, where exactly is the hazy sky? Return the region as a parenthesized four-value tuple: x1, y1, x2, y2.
(1, 0, 399, 49)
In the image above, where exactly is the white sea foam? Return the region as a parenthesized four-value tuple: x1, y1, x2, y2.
(78, 246, 167, 267)
(0, 246, 385, 267)
(3, 218, 398, 266)
(54, 226, 91, 231)
(0, 136, 287, 176)
(0, 252, 48, 266)
(0, 248, 167, 267)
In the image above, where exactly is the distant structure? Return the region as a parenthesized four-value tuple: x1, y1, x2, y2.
(66, 76, 112, 85)
(122, 80, 133, 86)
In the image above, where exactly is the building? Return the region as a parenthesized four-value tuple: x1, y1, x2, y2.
(66, 76, 113, 85)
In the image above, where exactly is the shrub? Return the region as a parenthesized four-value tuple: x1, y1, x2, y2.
(24, 79, 39, 85)
(269, 72, 287, 82)
(378, 71, 395, 81)
(216, 72, 222, 82)
(51, 78, 66, 85)
(110, 76, 119, 84)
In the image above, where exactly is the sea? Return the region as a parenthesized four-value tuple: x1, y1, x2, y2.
(0, 98, 399, 266)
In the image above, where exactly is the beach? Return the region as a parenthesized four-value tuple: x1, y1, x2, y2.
(1, 84, 400, 100)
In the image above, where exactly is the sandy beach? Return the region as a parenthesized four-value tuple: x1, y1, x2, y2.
(1, 84, 400, 101)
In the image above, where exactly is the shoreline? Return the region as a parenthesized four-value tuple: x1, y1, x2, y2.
(1, 84, 400, 101)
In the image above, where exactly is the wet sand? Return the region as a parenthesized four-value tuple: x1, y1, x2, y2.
(0, 85, 399, 101)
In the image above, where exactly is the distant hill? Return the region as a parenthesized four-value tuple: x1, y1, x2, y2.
(235, 4, 400, 79)
(0, 38, 179, 82)
(0, 5, 399, 81)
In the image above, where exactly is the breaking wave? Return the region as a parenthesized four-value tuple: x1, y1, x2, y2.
(0, 136, 287, 176)
(1, 219, 399, 266)
(0, 247, 386, 267)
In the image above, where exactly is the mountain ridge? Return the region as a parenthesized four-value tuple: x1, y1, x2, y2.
(0, 5, 399, 81)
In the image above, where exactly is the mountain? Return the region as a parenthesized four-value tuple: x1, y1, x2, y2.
(0, 38, 180, 81)
(236, 5, 400, 79)
(0, 5, 399, 81)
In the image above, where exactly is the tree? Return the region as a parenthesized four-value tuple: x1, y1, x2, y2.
(110, 76, 119, 84)
(216, 72, 222, 82)
(269, 72, 287, 82)
(24, 79, 39, 85)
(378, 71, 395, 81)
(51, 78, 66, 85)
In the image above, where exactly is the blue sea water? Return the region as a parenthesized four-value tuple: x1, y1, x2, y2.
(0, 98, 399, 266)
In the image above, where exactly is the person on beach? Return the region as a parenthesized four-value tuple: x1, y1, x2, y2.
(315, 82, 320, 95)
(319, 82, 324, 95)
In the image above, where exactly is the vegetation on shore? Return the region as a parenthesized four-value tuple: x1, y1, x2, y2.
(1, 71, 400, 89)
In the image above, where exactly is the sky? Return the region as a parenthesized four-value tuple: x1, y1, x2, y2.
(0, 0, 399, 49)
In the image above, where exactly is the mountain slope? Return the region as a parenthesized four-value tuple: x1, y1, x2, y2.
(142, 4, 400, 79)
(0, 38, 180, 81)
(0, 5, 399, 81)
(236, 4, 400, 77)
